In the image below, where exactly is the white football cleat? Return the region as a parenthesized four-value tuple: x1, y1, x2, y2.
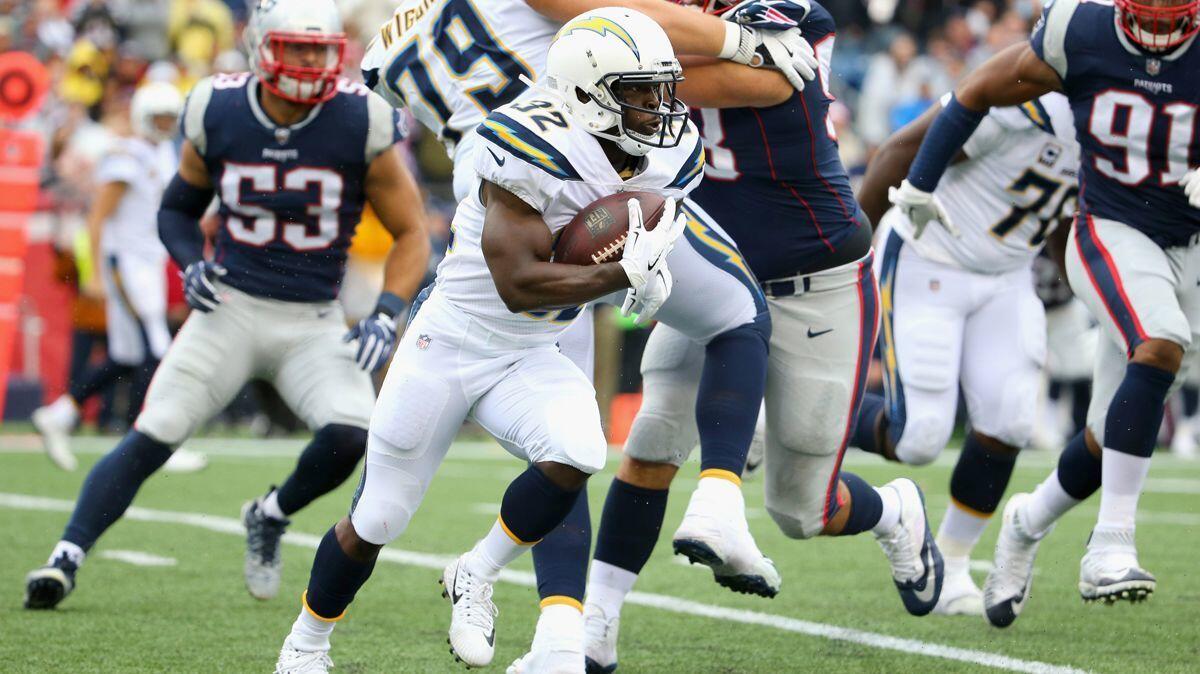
(509, 602, 585, 674)
(983, 494, 1049, 627)
(932, 558, 983, 616)
(242, 498, 288, 600)
(275, 642, 333, 674)
(672, 477, 781, 598)
(163, 448, 209, 474)
(1079, 526, 1156, 604)
(441, 554, 498, 668)
(873, 478, 943, 616)
(32, 397, 79, 472)
(507, 647, 584, 674)
(583, 603, 620, 674)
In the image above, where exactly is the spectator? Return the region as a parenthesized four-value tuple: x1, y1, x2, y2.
(856, 31, 953, 149)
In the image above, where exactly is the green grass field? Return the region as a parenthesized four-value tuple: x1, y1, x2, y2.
(1, 433, 1197, 673)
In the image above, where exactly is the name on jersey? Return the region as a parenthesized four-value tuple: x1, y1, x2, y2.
(262, 148, 300, 162)
(379, 0, 438, 48)
(1134, 78, 1173, 95)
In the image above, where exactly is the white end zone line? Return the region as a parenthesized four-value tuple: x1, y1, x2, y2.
(0, 492, 1085, 674)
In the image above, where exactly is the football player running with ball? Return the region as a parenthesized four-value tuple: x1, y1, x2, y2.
(24, 0, 430, 610)
(853, 91, 1080, 616)
(889, 0, 1200, 625)
(577, 4, 949, 671)
(276, 9, 777, 672)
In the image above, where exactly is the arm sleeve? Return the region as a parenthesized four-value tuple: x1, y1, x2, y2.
(1030, 0, 1079, 82)
(180, 77, 215, 156)
(365, 91, 407, 163)
(474, 136, 561, 214)
(157, 174, 214, 269)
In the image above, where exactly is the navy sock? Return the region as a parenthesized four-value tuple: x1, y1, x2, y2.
(499, 466, 583, 544)
(276, 424, 368, 516)
(305, 526, 377, 619)
(1047, 380, 1063, 401)
(949, 434, 1017, 516)
(853, 392, 886, 455)
(1105, 362, 1175, 458)
(593, 478, 669, 573)
(1184, 384, 1199, 418)
(1070, 381, 1091, 435)
(696, 321, 769, 475)
(62, 431, 173, 550)
(531, 483, 591, 603)
(1057, 430, 1102, 500)
(69, 359, 133, 403)
(836, 471, 882, 536)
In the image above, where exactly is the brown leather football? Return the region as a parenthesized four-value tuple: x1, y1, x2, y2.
(553, 191, 666, 266)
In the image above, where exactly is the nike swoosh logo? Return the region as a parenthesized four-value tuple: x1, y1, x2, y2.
(450, 567, 463, 604)
(911, 544, 938, 605)
(485, 629, 495, 647)
(807, 327, 833, 338)
(487, 147, 506, 166)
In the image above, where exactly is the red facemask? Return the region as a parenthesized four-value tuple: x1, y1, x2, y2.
(257, 31, 347, 104)
(1115, 0, 1200, 51)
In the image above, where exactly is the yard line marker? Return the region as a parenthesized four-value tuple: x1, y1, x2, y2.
(98, 550, 178, 567)
(0, 492, 1084, 674)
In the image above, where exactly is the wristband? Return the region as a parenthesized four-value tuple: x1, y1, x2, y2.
(373, 291, 407, 320)
(906, 94, 987, 192)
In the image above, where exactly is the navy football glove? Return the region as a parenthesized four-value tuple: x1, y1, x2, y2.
(344, 292, 406, 372)
(182, 261, 227, 313)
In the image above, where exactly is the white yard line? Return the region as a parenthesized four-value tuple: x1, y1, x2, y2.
(97, 549, 178, 567)
(0, 492, 1084, 674)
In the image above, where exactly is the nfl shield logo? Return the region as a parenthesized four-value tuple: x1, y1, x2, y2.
(416, 334, 432, 350)
(1146, 58, 1162, 76)
(274, 127, 291, 144)
(929, 279, 941, 292)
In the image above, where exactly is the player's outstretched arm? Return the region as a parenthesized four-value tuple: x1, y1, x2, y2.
(364, 145, 432, 308)
(528, 0, 817, 91)
(676, 58, 793, 109)
(480, 181, 629, 313)
(859, 103, 958, 228)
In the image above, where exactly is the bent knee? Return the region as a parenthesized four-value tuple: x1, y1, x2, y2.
(349, 492, 417, 546)
(894, 415, 953, 466)
(133, 407, 192, 447)
(1132, 338, 1185, 373)
(766, 505, 820, 540)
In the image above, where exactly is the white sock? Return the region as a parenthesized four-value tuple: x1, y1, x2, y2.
(262, 489, 287, 522)
(49, 540, 85, 567)
(1023, 469, 1080, 535)
(1097, 448, 1151, 531)
(464, 519, 530, 583)
(936, 501, 989, 560)
(585, 560, 638, 619)
(534, 603, 584, 651)
(287, 605, 337, 652)
(871, 485, 902, 535)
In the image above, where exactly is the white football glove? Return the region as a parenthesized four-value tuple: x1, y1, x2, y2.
(617, 196, 687, 291)
(1180, 169, 1200, 210)
(889, 179, 960, 239)
(753, 28, 818, 92)
(621, 262, 673, 326)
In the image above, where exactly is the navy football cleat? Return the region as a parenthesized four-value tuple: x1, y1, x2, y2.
(873, 478, 943, 616)
(24, 553, 78, 610)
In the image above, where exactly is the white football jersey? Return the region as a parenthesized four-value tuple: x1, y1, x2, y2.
(360, 0, 558, 156)
(94, 136, 177, 261)
(888, 92, 1080, 274)
(435, 88, 706, 344)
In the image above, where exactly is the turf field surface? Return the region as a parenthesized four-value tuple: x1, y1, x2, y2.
(1, 434, 1197, 673)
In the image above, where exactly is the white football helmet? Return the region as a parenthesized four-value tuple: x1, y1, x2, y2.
(545, 8, 688, 156)
(130, 81, 183, 143)
(244, 0, 346, 105)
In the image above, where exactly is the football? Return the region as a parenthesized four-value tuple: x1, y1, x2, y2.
(554, 191, 667, 266)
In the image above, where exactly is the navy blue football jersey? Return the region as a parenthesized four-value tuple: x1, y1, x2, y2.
(1032, 0, 1200, 247)
(690, 1, 867, 281)
(180, 72, 405, 302)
